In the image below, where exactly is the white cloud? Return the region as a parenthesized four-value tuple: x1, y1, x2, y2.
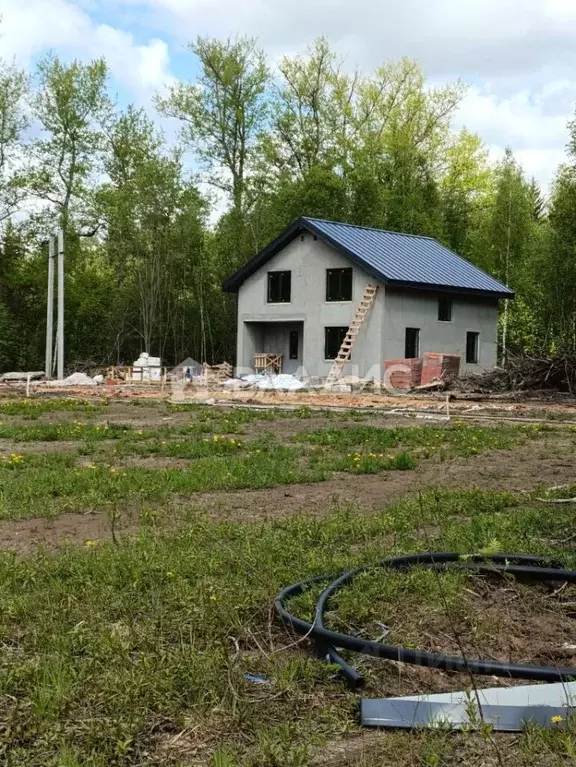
(109, 0, 576, 187)
(455, 85, 570, 188)
(3, 0, 576, 189)
(0, 0, 173, 102)
(125, 0, 576, 78)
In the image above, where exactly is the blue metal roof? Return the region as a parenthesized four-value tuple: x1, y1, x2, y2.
(222, 217, 514, 298)
(303, 218, 513, 297)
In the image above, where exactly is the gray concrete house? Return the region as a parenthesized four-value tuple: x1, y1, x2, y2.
(223, 217, 514, 381)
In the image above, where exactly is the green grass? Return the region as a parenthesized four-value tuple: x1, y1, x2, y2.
(0, 422, 137, 442)
(0, 447, 326, 519)
(0, 421, 554, 521)
(296, 422, 549, 457)
(0, 398, 105, 419)
(1, 490, 576, 766)
(1, 409, 575, 765)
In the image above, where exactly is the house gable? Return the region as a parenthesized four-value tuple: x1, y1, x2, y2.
(223, 217, 514, 300)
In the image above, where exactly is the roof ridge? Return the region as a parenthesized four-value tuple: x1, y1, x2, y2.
(303, 216, 435, 242)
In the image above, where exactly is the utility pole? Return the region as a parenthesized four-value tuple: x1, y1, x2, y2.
(56, 229, 64, 380)
(45, 236, 55, 379)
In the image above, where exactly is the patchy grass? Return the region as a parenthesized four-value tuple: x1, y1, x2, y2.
(1, 406, 575, 765)
(1, 491, 576, 766)
(296, 422, 548, 457)
(0, 422, 137, 442)
(0, 420, 555, 521)
(0, 447, 327, 520)
(0, 398, 105, 419)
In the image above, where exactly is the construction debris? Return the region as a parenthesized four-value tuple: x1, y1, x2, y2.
(253, 353, 283, 375)
(458, 354, 576, 394)
(200, 362, 234, 387)
(223, 373, 306, 391)
(256, 374, 305, 391)
(0, 371, 44, 382)
(421, 352, 461, 385)
(45, 372, 97, 387)
(361, 680, 576, 731)
(131, 353, 162, 382)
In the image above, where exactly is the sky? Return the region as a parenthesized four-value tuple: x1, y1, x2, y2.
(1, 0, 575, 192)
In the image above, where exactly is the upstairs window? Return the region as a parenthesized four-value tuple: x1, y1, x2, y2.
(405, 328, 420, 359)
(325, 327, 348, 360)
(267, 271, 291, 303)
(438, 297, 452, 322)
(466, 332, 479, 364)
(326, 268, 353, 302)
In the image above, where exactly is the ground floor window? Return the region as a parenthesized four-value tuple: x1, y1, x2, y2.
(289, 330, 299, 359)
(324, 326, 348, 360)
(405, 327, 420, 358)
(466, 331, 479, 363)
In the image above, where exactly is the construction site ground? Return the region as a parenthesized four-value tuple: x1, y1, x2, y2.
(1, 385, 576, 766)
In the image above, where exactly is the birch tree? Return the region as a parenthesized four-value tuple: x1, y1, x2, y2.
(30, 55, 111, 228)
(0, 58, 28, 222)
(157, 36, 269, 215)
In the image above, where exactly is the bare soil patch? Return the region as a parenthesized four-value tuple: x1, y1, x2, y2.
(0, 511, 122, 555)
(0, 436, 574, 555)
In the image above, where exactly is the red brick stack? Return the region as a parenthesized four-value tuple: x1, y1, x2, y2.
(383, 358, 423, 390)
(420, 352, 461, 386)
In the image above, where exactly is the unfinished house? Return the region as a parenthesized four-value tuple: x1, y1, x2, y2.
(223, 218, 514, 381)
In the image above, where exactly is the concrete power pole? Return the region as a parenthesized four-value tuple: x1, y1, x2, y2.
(56, 229, 64, 380)
(45, 236, 55, 379)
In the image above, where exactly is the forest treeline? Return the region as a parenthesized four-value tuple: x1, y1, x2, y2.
(1, 35, 575, 370)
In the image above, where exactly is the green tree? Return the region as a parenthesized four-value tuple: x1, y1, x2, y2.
(440, 129, 492, 253)
(98, 106, 208, 362)
(544, 165, 576, 351)
(157, 36, 269, 216)
(0, 57, 28, 222)
(29, 55, 112, 229)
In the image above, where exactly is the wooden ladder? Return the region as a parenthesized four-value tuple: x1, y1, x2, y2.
(325, 284, 379, 387)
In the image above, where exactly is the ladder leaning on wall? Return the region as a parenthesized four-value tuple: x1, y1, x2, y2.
(325, 284, 379, 387)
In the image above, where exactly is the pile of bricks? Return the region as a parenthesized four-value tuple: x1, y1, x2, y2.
(384, 358, 423, 390)
(383, 353, 461, 390)
(421, 353, 461, 386)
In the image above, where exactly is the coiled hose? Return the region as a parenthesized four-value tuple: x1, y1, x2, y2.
(274, 553, 576, 689)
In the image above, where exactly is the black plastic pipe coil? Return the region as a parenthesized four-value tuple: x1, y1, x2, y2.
(274, 553, 576, 689)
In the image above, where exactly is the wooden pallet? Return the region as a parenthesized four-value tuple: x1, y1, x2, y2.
(254, 353, 283, 374)
(325, 284, 379, 386)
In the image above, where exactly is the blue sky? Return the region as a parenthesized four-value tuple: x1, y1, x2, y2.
(2, 0, 576, 191)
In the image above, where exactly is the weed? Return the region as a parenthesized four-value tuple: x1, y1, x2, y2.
(0, 397, 104, 419)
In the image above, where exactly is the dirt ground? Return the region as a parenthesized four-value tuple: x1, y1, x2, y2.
(2, 389, 576, 767)
(0, 390, 574, 557)
(4, 380, 576, 418)
(1, 430, 574, 556)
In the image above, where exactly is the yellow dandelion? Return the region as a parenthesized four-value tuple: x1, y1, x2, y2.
(552, 715, 564, 724)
